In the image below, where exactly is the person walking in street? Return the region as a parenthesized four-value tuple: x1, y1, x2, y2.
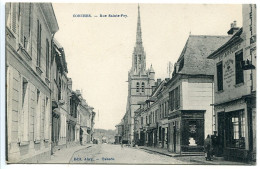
(204, 134, 213, 161)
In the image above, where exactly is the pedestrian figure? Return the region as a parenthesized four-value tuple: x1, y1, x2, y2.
(204, 134, 213, 161)
(211, 131, 218, 157)
(121, 141, 123, 149)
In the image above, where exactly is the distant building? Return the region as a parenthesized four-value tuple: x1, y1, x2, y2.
(90, 111, 96, 142)
(115, 120, 124, 144)
(67, 81, 80, 146)
(76, 90, 95, 145)
(51, 39, 70, 152)
(6, 3, 58, 162)
(208, 4, 256, 162)
(123, 5, 155, 144)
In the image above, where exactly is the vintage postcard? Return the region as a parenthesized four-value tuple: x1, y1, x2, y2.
(4, 2, 256, 165)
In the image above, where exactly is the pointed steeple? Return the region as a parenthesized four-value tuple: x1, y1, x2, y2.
(136, 4, 142, 44)
(131, 4, 146, 75)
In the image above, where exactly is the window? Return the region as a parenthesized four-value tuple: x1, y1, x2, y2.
(6, 3, 12, 29)
(20, 78, 29, 143)
(162, 104, 164, 118)
(164, 102, 167, 117)
(226, 110, 245, 149)
(217, 61, 223, 91)
(179, 58, 184, 71)
(141, 117, 143, 126)
(169, 90, 175, 111)
(35, 89, 41, 142)
(44, 97, 49, 140)
(175, 86, 180, 109)
(159, 105, 162, 119)
(11, 3, 17, 33)
(41, 97, 45, 139)
(155, 110, 158, 122)
(235, 50, 244, 84)
(141, 82, 145, 93)
(136, 82, 140, 92)
(138, 54, 141, 62)
(37, 20, 42, 67)
(46, 39, 49, 78)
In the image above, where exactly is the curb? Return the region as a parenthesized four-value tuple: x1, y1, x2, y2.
(68, 145, 93, 163)
(139, 147, 178, 157)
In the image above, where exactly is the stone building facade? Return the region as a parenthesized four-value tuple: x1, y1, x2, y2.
(51, 39, 70, 152)
(167, 35, 231, 155)
(5, 2, 96, 163)
(208, 4, 256, 162)
(6, 3, 58, 163)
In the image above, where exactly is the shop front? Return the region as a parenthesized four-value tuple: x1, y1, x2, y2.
(168, 110, 205, 154)
(215, 97, 256, 161)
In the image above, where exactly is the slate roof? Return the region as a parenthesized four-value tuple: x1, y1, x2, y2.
(207, 28, 243, 59)
(177, 35, 231, 75)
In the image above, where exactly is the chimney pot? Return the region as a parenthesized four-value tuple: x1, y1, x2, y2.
(233, 20, 237, 27)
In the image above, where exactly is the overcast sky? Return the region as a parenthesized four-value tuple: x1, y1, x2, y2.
(52, 3, 242, 130)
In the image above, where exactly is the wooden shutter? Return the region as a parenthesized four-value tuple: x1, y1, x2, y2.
(11, 3, 17, 33)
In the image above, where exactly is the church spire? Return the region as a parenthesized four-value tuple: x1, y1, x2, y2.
(131, 4, 146, 75)
(136, 4, 142, 44)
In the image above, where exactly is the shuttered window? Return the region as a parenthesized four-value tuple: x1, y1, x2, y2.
(34, 89, 41, 142)
(19, 77, 29, 143)
(235, 50, 244, 84)
(37, 20, 42, 67)
(46, 39, 50, 78)
(217, 61, 223, 91)
(11, 3, 17, 33)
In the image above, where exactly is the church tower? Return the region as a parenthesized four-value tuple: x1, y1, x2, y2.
(124, 5, 155, 143)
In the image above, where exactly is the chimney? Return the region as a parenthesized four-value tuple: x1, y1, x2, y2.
(227, 20, 239, 35)
(152, 86, 156, 92)
(157, 78, 161, 85)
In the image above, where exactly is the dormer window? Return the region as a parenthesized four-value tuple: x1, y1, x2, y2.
(179, 58, 184, 72)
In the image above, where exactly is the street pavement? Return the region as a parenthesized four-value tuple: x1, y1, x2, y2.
(69, 144, 193, 164)
(46, 143, 252, 165)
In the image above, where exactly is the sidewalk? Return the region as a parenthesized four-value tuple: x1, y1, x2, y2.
(138, 146, 252, 165)
(47, 144, 93, 164)
(138, 146, 178, 157)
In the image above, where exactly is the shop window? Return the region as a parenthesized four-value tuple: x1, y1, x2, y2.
(235, 50, 244, 84)
(226, 110, 245, 149)
(217, 61, 223, 91)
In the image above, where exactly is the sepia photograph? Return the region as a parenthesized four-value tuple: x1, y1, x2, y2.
(2, 1, 257, 165)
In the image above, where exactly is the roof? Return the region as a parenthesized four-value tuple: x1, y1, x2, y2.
(176, 35, 231, 75)
(207, 28, 243, 59)
(39, 3, 59, 34)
